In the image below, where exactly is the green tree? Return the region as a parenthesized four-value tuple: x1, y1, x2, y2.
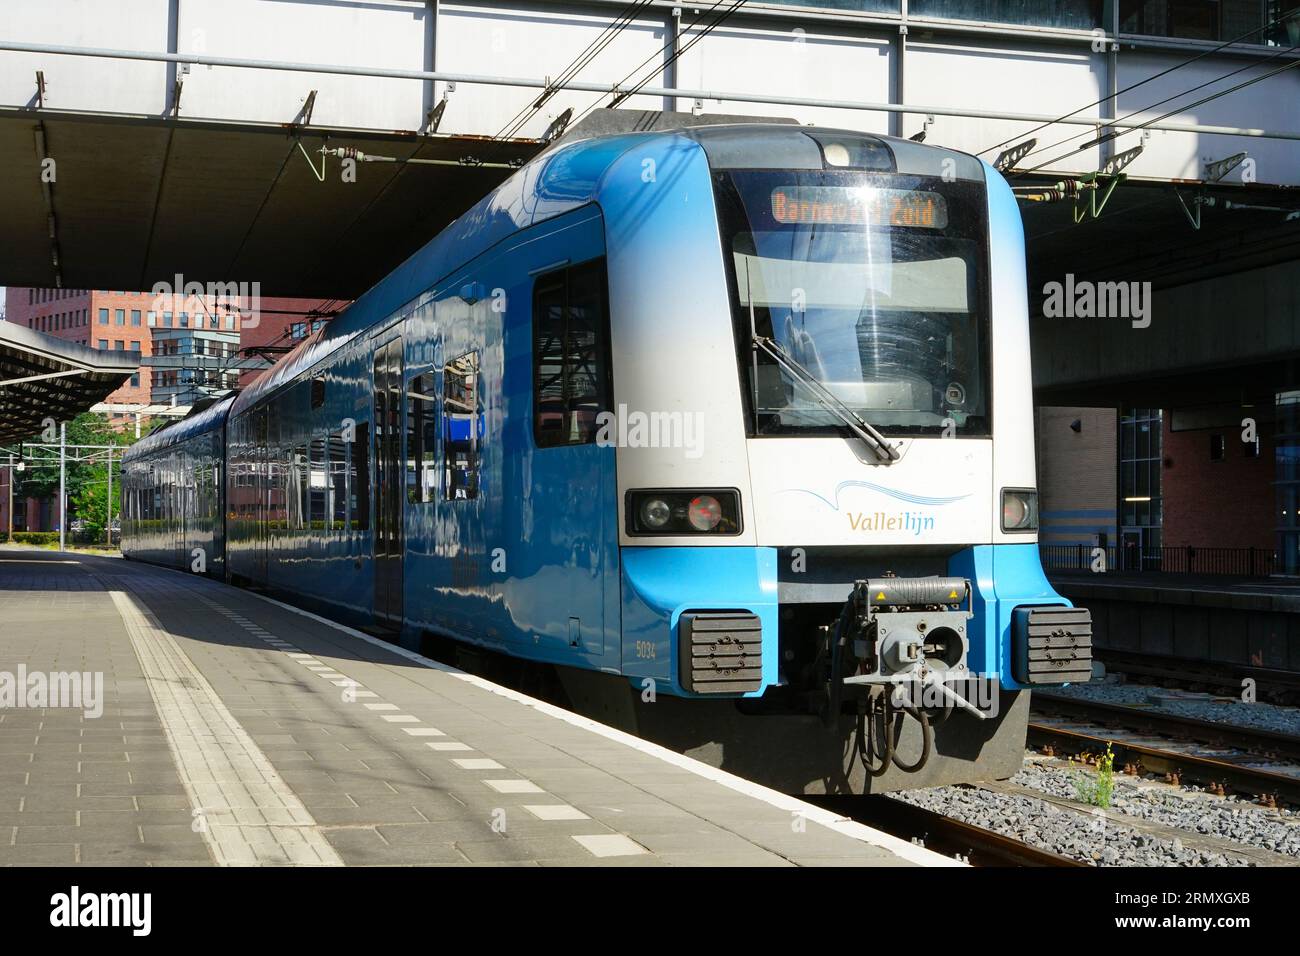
(11, 413, 150, 537)
(71, 462, 117, 542)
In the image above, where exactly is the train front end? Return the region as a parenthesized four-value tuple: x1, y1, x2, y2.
(593, 125, 1091, 793)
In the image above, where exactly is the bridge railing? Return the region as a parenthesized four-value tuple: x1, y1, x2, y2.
(1040, 544, 1278, 577)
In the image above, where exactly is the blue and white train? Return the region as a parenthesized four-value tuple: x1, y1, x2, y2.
(120, 123, 1091, 793)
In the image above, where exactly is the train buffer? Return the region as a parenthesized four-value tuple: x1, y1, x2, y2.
(0, 549, 958, 868)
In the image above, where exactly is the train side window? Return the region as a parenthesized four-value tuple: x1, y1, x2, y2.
(406, 373, 437, 504)
(532, 259, 610, 448)
(329, 433, 347, 529)
(309, 437, 327, 527)
(406, 373, 438, 503)
(292, 443, 309, 530)
(443, 352, 480, 500)
(310, 376, 326, 409)
(350, 422, 371, 530)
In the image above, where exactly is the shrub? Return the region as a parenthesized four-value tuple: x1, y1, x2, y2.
(11, 531, 60, 546)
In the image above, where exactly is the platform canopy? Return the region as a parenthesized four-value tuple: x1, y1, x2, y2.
(0, 108, 542, 299)
(0, 322, 140, 443)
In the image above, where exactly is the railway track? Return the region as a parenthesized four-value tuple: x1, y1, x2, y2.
(1096, 649, 1300, 705)
(1032, 691, 1300, 763)
(811, 794, 1086, 867)
(1026, 719, 1300, 807)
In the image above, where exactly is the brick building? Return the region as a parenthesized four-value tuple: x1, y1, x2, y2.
(237, 297, 347, 388)
(1037, 406, 1119, 552)
(1038, 403, 1277, 572)
(1160, 410, 1273, 551)
(2, 287, 341, 532)
(4, 287, 342, 407)
(4, 288, 151, 412)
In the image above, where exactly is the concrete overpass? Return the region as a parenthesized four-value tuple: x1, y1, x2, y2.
(4, 0, 1300, 299)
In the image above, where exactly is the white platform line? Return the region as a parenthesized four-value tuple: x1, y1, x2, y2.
(572, 834, 647, 858)
(483, 779, 544, 794)
(249, 590, 960, 868)
(524, 804, 589, 821)
(109, 590, 343, 867)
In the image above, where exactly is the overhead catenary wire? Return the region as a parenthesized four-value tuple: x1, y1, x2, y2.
(1011, 36, 1300, 174)
(564, 0, 749, 134)
(978, 7, 1300, 159)
(488, 0, 660, 143)
(611, 0, 748, 105)
(1015, 46, 1300, 178)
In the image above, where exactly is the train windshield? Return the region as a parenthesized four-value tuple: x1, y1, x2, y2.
(713, 169, 991, 438)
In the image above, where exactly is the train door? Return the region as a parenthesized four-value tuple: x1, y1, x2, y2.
(373, 338, 405, 626)
(524, 254, 614, 660)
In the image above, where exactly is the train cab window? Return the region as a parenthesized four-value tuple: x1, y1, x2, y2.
(443, 352, 480, 500)
(350, 422, 371, 531)
(406, 373, 438, 503)
(532, 259, 610, 448)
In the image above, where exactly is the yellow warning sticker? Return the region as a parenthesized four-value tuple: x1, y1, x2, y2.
(875, 592, 886, 601)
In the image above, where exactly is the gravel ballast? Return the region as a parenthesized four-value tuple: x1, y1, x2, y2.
(891, 759, 1300, 866)
(1048, 678, 1300, 737)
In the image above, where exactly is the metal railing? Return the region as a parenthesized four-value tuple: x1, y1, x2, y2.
(1041, 544, 1278, 577)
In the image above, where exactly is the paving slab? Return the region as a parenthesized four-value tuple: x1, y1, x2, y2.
(0, 548, 959, 868)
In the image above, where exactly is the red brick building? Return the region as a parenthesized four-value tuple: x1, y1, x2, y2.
(4, 287, 343, 406)
(237, 297, 347, 387)
(3, 287, 343, 532)
(1161, 413, 1274, 551)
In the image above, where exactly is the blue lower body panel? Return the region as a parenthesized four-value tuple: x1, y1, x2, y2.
(620, 546, 778, 697)
(619, 543, 1069, 697)
(949, 543, 1072, 691)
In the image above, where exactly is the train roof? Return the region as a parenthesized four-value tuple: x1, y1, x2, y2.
(122, 395, 236, 463)
(226, 123, 985, 420)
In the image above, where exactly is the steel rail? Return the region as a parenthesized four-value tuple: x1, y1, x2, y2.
(813, 795, 1087, 867)
(1032, 691, 1300, 762)
(1027, 722, 1300, 805)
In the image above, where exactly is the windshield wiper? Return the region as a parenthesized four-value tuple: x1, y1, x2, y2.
(751, 333, 901, 463)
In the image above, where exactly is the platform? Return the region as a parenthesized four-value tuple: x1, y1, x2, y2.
(0, 548, 954, 867)
(1050, 571, 1300, 671)
(1050, 571, 1300, 612)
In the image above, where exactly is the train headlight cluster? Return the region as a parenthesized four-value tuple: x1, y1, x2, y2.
(1001, 488, 1039, 533)
(688, 495, 723, 531)
(627, 489, 742, 536)
(639, 497, 673, 529)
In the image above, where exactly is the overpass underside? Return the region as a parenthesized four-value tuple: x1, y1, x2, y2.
(1025, 175, 1300, 408)
(0, 108, 540, 298)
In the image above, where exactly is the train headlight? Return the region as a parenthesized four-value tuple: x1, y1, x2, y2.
(1001, 488, 1039, 533)
(640, 497, 672, 529)
(688, 495, 722, 531)
(627, 489, 742, 536)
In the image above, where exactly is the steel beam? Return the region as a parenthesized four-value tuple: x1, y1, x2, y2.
(5, 39, 1300, 142)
